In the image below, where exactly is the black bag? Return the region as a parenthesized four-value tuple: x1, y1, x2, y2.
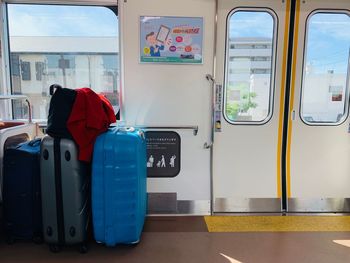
(46, 84, 77, 139)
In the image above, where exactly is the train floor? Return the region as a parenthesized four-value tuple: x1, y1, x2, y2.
(0, 216, 350, 263)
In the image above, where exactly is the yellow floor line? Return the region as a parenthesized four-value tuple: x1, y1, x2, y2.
(205, 216, 350, 232)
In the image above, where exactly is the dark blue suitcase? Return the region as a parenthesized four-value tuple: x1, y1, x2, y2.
(92, 127, 147, 247)
(2, 138, 42, 243)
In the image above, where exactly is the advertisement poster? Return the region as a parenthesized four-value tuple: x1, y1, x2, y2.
(140, 16, 203, 64)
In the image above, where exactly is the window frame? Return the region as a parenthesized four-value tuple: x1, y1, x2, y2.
(1, 2, 119, 122)
(300, 9, 350, 126)
(223, 7, 278, 125)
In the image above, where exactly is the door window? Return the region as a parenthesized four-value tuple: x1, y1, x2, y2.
(224, 10, 276, 123)
(301, 12, 350, 124)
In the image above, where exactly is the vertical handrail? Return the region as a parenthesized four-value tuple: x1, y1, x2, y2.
(206, 0, 219, 216)
(205, 74, 215, 216)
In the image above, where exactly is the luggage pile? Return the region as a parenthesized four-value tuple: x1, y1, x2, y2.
(1, 84, 147, 253)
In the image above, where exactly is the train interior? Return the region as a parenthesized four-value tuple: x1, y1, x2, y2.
(0, 0, 350, 262)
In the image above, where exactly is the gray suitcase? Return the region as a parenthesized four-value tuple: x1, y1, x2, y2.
(40, 135, 90, 253)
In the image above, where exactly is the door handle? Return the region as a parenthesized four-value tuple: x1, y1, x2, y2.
(204, 142, 213, 149)
(291, 110, 296, 121)
(204, 74, 215, 149)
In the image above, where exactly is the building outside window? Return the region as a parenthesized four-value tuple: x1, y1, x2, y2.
(7, 4, 119, 121)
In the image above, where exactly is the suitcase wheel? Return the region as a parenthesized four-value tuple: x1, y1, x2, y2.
(79, 243, 88, 254)
(129, 239, 140, 246)
(49, 244, 61, 253)
(43, 149, 49, 160)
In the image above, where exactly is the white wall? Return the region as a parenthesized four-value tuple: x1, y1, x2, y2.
(0, 0, 215, 213)
(119, 0, 215, 211)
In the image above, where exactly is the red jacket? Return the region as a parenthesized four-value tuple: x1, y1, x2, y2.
(67, 88, 116, 162)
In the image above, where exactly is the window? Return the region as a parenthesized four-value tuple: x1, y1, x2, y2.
(251, 69, 271, 74)
(35, 62, 45, 81)
(252, 56, 270, 62)
(301, 12, 350, 124)
(228, 57, 251, 62)
(11, 54, 20, 76)
(231, 44, 254, 49)
(46, 55, 60, 69)
(20, 61, 31, 81)
(253, 44, 268, 49)
(225, 10, 276, 123)
(7, 4, 119, 120)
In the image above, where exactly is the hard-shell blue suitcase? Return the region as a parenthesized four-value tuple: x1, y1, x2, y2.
(2, 138, 42, 243)
(92, 127, 147, 247)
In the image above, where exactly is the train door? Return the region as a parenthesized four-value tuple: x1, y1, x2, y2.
(213, 0, 289, 212)
(288, 0, 350, 212)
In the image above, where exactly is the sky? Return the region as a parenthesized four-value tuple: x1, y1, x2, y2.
(229, 11, 350, 74)
(229, 11, 274, 39)
(8, 4, 118, 37)
(306, 13, 350, 74)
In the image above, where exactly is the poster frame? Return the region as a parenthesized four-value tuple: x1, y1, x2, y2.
(139, 15, 204, 65)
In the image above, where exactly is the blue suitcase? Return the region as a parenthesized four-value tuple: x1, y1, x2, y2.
(92, 127, 147, 247)
(2, 138, 42, 243)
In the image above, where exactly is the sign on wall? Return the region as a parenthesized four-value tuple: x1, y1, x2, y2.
(215, 84, 222, 132)
(140, 16, 203, 64)
(146, 131, 181, 177)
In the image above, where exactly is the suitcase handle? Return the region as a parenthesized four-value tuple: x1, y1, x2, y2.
(28, 138, 41, 147)
(49, 84, 63, 95)
(118, 127, 135, 133)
